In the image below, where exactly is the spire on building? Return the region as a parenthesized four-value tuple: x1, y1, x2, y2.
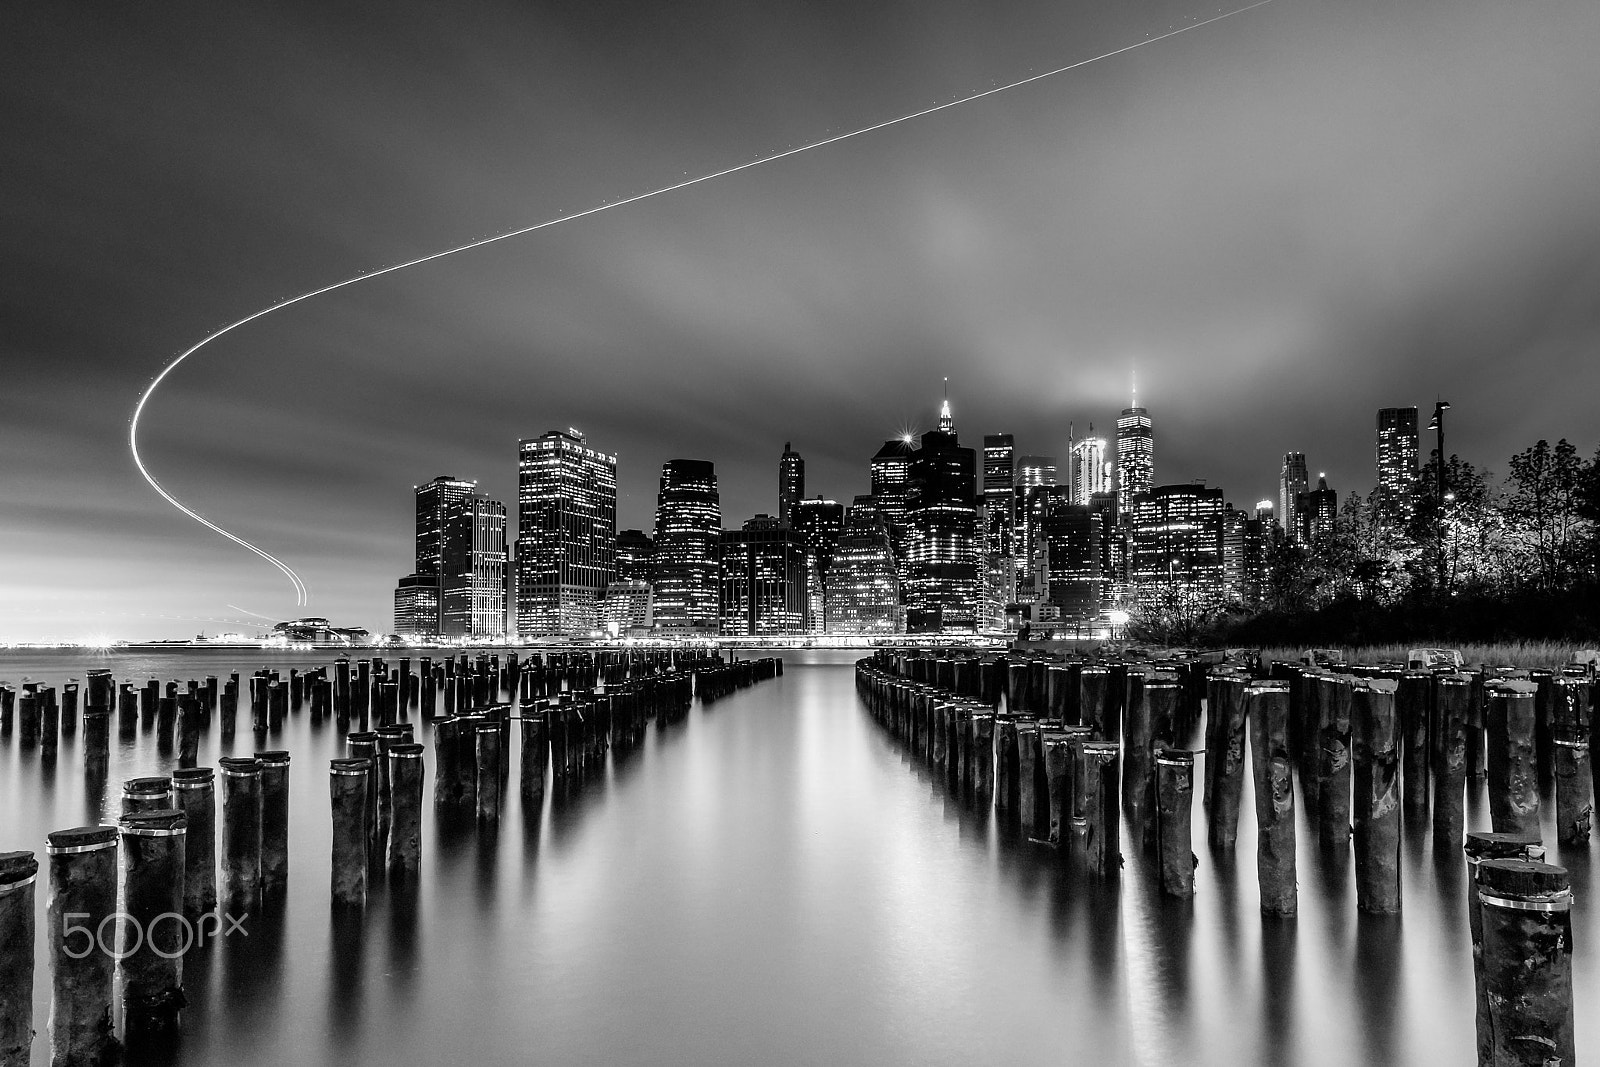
(938, 378, 953, 433)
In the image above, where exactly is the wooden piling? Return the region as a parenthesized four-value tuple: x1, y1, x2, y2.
(218, 756, 263, 916)
(122, 776, 172, 817)
(170, 767, 217, 920)
(1464, 830, 1543, 1066)
(46, 827, 120, 1067)
(1476, 859, 1574, 1066)
(0, 851, 39, 1067)
(257, 751, 290, 900)
(520, 712, 548, 806)
(1040, 730, 1072, 845)
(1485, 680, 1540, 837)
(1248, 682, 1296, 916)
(1205, 674, 1248, 851)
(1155, 749, 1196, 897)
(1397, 671, 1432, 817)
(1315, 674, 1353, 849)
(1016, 720, 1042, 838)
(476, 721, 501, 824)
(118, 809, 187, 1043)
(1550, 677, 1592, 845)
(387, 743, 424, 876)
(1076, 741, 1121, 876)
(329, 758, 370, 907)
(1352, 680, 1401, 914)
(1432, 675, 1472, 852)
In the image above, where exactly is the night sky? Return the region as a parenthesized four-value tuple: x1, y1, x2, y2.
(4, 0, 1599, 641)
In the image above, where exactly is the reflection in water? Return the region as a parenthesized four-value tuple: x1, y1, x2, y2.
(0, 649, 1589, 1066)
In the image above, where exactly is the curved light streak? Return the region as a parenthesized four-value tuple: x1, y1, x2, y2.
(130, 0, 1275, 606)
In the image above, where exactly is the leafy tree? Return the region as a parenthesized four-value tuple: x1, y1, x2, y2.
(1503, 439, 1587, 590)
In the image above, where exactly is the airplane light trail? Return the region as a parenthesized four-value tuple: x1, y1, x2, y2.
(128, 1, 1275, 606)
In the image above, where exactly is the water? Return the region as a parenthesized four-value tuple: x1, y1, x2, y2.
(1, 649, 1593, 1065)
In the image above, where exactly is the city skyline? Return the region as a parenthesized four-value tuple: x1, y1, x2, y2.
(5, 0, 1600, 640)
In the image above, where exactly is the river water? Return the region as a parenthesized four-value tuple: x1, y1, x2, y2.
(0, 648, 1592, 1066)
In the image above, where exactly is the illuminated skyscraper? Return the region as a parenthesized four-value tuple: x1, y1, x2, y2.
(614, 529, 655, 583)
(982, 433, 1016, 564)
(1222, 504, 1268, 604)
(1015, 456, 1058, 489)
(718, 515, 807, 636)
(1037, 497, 1105, 620)
(653, 459, 721, 635)
(1299, 475, 1337, 544)
(904, 412, 980, 633)
(1116, 398, 1154, 502)
(870, 438, 915, 573)
(1279, 452, 1310, 543)
(1129, 484, 1225, 606)
(779, 442, 805, 526)
(1069, 426, 1111, 506)
(825, 496, 902, 633)
(442, 494, 508, 639)
(1375, 407, 1419, 526)
(515, 430, 617, 638)
(604, 528, 655, 635)
(393, 573, 440, 639)
(1012, 455, 1057, 592)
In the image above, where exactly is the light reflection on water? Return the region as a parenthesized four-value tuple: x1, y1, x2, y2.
(0, 648, 1591, 1066)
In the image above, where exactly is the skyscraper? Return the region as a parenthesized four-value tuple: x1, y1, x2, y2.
(1279, 452, 1310, 543)
(653, 459, 721, 634)
(1015, 455, 1058, 489)
(1116, 398, 1154, 503)
(1129, 484, 1225, 605)
(982, 433, 1016, 568)
(1222, 504, 1268, 604)
(903, 407, 980, 633)
(792, 498, 845, 576)
(870, 438, 915, 573)
(515, 429, 617, 638)
(614, 529, 656, 583)
(718, 515, 807, 636)
(1375, 406, 1419, 526)
(1299, 475, 1337, 544)
(779, 442, 805, 526)
(1069, 426, 1110, 506)
(441, 494, 508, 639)
(605, 528, 655, 635)
(1036, 498, 1105, 620)
(825, 496, 902, 633)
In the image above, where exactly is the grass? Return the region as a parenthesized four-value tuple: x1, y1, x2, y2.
(1257, 640, 1596, 670)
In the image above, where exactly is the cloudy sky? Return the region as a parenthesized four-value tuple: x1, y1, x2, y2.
(4, 0, 1599, 640)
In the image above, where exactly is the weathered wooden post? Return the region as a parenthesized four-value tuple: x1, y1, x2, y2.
(476, 721, 501, 824)
(1248, 682, 1296, 916)
(218, 756, 262, 916)
(1315, 673, 1353, 849)
(1076, 741, 1121, 876)
(82, 706, 110, 770)
(1040, 730, 1072, 845)
(347, 731, 381, 856)
(1155, 748, 1196, 897)
(387, 742, 424, 876)
(1550, 677, 1592, 845)
(1397, 671, 1432, 817)
(257, 751, 290, 901)
(1016, 719, 1042, 838)
(1476, 859, 1574, 1066)
(1432, 675, 1471, 852)
(177, 695, 201, 768)
(994, 716, 1019, 825)
(0, 851, 39, 1067)
(118, 685, 138, 740)
(520, 710, 548, 806)
(1485, 680, 1540, 837)
(1464, 830, 1543, 1066)
(118, 809, 186, 1044)
(46, 827, 119, 1067)
(122, 776, 172, 816)
(432, 716, 461, 806)
(171, 767, 217, 920)
(1206, 673, 1248, 851)
(970, 711, 995, 807)
(1079, 665, 1110, 739)
(1122, 669, 1151, 813)
(1352, 679, 1401, 914)
(329, 758, 370, 907)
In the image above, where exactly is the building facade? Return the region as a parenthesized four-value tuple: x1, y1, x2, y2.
(903, 424, 980, 633)
(442, 494, 508, 639)
(1279, 452, 1310, 543)
(718, 516, 807, 636)
(779, 442, 805, 526)
(515, 430, 617, 639)
(1375, 406, 1419, 527)
(1129, 484, 1225, 606)
(1115, 404, 1154, 502)
(825, 496, 902, 633)
(653, 459, 721, 635)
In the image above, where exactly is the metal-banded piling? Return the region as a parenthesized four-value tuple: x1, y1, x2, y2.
(1248, 682, 1296, 916)
(218, 756, 263, 916)
(0, 851, 39, 1067)
(258, 751, 290, 900)
(1485, 680, 1541, 837)
(171, 767, 217, 920)
(118, 809, 187, 1044)
(329, 758, 371, 907)
(1476, 859, 1574, 1066)
(387, 743, 425, 876)
(46, 827, 119, 1067)
(1352, 679, 1400, 914)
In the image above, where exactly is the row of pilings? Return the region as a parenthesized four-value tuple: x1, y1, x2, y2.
(0, 649, 783, 1066)
(857, 648, 1583, 1066)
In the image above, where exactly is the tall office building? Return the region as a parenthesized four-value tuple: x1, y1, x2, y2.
(1069, 427, 1111, 506)
(515, 430, 617, 639)
(792, 498, 845, 575)
(442, 494, 508, 639)
(606, 528, 655, 635)
(1279, 452, 1310, 543)
(653, 459, 721, 634)
(870, 438, 915, 572)
(1012, 455, 1057, 592)
(903, 411, 980, 633)
(1222, 504, 1269, 604)
(395, 475, 505, 639)
(982, 433, 1016, 566)
(1299, 475, 1338, 544)
(779, 442, 805, 526)
(614, 529, 656, 583)
(1015, 455, 1058, 489)
(1375, 407, 1419, 526)
(1129, 484, 1225, 605)
(1036, 498, 1105, 621)
(825, 497, 902, 633)
(718, 516, 808, 636)
(1116, 399, 1154, 502)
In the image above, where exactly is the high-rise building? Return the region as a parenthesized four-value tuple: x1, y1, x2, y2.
(1299, 475, 1338, 544)
(982, 433, 1016, 571)
(1037, 498, 1105, 621)
(1116, 399, 1154, 503)
(1375, 407, 1419, 526)
(718, 516, 807, 636)
(441, 494, 508, 639)
(1069, 426, 1111, 506)
(1222, 504, 1269, 604)
(903, 410, 980, 633)
(870, 438, 916, 573)
(1129, 484, 1225, 606)
(515, 430, 617, 638)
(779, 442, 805, 526)
(1012, 455, 1057, 593)
(653, 459, 721, 634)
(614, 529, 656, 583)
(825, 496, 902, 633)
(792, 498, 845, 577)
(1015, 455, 1058, 489)
(1279, 452, 1310, 543)
(396, 475, 505, 639)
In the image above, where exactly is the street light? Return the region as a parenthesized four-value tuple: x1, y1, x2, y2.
(1428, 401, 1452, 589)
